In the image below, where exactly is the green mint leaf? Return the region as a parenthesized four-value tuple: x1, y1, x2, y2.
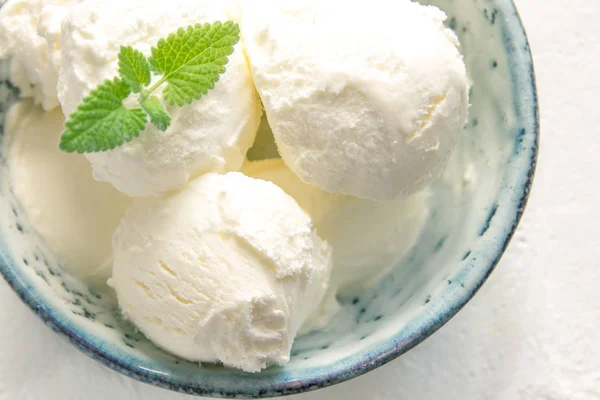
(60, 21, 239, 154)
(59, 78, 147, 153)
(118, 46, 151, 93)
(141, 95, 171, 131)
(149, 21, 240, 106)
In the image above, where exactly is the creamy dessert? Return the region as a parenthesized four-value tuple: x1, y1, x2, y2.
(59, 0, 262, 197)
(0, 0, 76, 110)
(6, 101, 131, 286)
(110, 172, 331, 372)
(243, 159, 431, 292)
(242, 0, 468, 201)
(0, 0, 468, 372)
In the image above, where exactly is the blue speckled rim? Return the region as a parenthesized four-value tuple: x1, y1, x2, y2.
(0, 1, 538, 398)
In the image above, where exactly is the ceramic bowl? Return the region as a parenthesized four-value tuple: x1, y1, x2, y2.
(0, 0, 538, 397)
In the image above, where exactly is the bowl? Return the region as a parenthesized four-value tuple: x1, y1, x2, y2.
(0, 0, 538, 398)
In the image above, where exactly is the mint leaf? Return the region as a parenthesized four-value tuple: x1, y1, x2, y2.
(141, 95, 171, 131)
(60, 21, 240, 154)
(149, 21, 240, 106)
(60, 78, 147, 153)
(118, 46, 151, 93)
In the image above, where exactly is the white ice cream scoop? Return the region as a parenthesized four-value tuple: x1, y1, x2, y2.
(243, 159, 430, 292)
(59, 0, 262, 197)
(7, 101, 131, 286)
(241, 0, 469, 201)
(110, 172, 332, 372)
(0, 0, 79, 110)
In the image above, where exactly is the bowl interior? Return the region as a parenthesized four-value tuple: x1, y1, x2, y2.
(0, 0, 537, 397)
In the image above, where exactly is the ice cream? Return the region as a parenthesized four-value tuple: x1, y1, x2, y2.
(241, 0, 469, 201)
(242, 159, 342, 222)
(0, 0, 78, 110)
(1, 0, 469, 372)
(243, 159, 431, 291)
(110, 172, 332, 372)
(6, 101, 131, 286)
(58, 0, 262, 197)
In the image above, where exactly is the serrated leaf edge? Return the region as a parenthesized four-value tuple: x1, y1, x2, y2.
(149, 21, 240, 106)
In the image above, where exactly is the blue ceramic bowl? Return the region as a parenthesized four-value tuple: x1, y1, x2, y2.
(0, 0, 538, 398)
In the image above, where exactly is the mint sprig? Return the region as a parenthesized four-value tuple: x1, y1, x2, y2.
(118, 46, 151, 93)
(149, 22, 239, 106)
(60, 79, 147, 153)
(60, 21, 240, 154)
(141, 95, 171, 132)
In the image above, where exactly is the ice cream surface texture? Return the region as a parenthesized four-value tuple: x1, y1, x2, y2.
(243, 159, 431, 291)
(7, 101, 131, 286)
(110, 172, 332, 372)
(0, 0, 79, 110)
(241, 0, 468, 201)
(0, 0, 470, 373)
(58, 0, 262, 197)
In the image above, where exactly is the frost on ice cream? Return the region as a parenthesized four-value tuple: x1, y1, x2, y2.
(241, 0, 469, 201)
(110, 173, 332, 372)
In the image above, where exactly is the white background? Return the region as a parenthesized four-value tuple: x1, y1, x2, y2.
(1, 1, 599, 399)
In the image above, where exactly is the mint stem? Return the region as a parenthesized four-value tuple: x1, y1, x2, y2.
(140, 76, 167, 102)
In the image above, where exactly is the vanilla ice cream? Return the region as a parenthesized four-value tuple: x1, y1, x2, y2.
(7, 101, 131, 286)
(58, 0, 262, 197)
(243, 159, 430, 291)
(110, 172, 332, 372)
(0, 0, 78, 110)
(241, 0, 468, 201)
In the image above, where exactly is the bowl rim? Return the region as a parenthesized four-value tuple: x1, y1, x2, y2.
(0, 0, 539, 398)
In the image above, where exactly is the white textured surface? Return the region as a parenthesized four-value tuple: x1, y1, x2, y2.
(7, 102, 131, 286)
(242, 159, 431, 293)
(1, 1, 599, 399)
(0, 0, 77, 111)
(59, 0, 261, 197)
(111, 172, 331, 373)
(242, 0, 468, 201)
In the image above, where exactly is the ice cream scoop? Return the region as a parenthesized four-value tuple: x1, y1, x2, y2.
(241, 0, 468, 201)
(110, 172, 332, 372)
(7, 101, 131, 286)
(243, 159, 430, 292)
(58, 0, 262, 197)
(0, 0, 79, 110)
